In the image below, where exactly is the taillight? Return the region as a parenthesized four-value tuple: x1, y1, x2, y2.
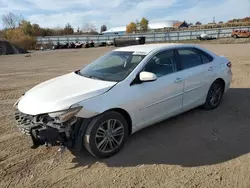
(227, 62, 232, 68)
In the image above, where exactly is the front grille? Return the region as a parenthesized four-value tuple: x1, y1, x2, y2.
(14, 109, 35, 136)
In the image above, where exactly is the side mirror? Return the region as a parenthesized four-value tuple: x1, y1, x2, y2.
(139, 71, 157, 82)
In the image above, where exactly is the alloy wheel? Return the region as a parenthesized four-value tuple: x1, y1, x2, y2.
(95, 119, 124, 153)
(209, 83, 223, 107)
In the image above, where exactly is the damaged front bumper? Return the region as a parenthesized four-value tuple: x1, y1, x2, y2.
(14, 109, 78, 150)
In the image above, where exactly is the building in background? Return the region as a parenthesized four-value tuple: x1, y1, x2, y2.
(101, 26, 126, 35)
(173, 21, 189, 29)
(101, 20, 180, 35)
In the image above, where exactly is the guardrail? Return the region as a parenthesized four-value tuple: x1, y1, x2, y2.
(37, 26, 250, 45)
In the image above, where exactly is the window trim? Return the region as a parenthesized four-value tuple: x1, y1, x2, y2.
(175, 47, 213, 71)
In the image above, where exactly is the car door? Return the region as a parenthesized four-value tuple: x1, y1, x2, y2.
(130, 49, 184, 129)
(176, 47, 216, 111)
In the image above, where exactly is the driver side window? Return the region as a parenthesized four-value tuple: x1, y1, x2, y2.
(143, 50, 177, 78)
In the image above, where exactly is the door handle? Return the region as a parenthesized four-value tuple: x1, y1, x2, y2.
(175, 78, 183, 83)
(208, 67, 214, 71)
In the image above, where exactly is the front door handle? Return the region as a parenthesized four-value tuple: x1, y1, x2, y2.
(208, 67, 214, 71)
(175, 78, 183, 83)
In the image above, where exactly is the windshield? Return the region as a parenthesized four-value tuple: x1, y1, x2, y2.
(79, 51, 146, 82)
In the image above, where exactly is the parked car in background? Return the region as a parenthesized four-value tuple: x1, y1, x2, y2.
(197, 33, 217, 40)
(84, 40, 95, 48)
(52, 41, 83, 50)
(231, 30, 250, 38)
(114, 37, 146, 47)
(14, 44, 232, 158)
(52, 42, 69, 49)
(75, 41, 83, 48)
(106, 41, 114, 46)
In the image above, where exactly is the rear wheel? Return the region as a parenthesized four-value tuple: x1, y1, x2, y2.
(84, 111, 128, 158)
(233, 34, 238, 39)
(203, 80, 224, 110)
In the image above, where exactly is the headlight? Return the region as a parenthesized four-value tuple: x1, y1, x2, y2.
(49, 107, 82, 123)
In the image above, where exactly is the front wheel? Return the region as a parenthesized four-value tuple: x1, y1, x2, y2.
(203, 80, 224, 110)
(84, 111, 129, 158)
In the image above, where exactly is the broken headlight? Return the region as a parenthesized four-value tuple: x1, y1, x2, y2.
(48, 107, 82, 123)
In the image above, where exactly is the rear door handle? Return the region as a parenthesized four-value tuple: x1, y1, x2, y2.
(175, 78, 183, 83)
(208, 67, 214, 71)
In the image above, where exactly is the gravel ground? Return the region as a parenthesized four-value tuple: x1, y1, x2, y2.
(0, 43, 250, 188)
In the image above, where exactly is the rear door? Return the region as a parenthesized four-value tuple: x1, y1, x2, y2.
(176, 47, 216, 111)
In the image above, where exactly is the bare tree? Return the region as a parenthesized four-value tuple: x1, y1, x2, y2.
(0, 30, 3, 38)
(62, 23, 74, 35)
(195, 21, 202, 25)
(81, 23, 97, 34)
(77, 26, 81, 33)
(74, 26, 82, 35)
(2, 12, 23, 29)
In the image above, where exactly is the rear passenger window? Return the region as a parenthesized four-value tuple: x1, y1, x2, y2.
(178, 49, 202, 69)
(200, 53, 212, 64)
(178, 48, 213, 69)
(193, 48, 213, 64)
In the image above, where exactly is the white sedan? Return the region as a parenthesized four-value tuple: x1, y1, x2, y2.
(14, 44, 232, 158)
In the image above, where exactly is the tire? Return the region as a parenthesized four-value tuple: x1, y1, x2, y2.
(203, 80, 224, 110)
(233, 35, 238, 39)
(84, 111, 129, 158)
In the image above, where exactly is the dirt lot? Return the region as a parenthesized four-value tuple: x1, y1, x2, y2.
(0, 44, 250, 188)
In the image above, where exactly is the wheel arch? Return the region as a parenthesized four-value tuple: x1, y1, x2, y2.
(202, 77, 226, 110)
(213, 78, 225, 93)
(105, 108, 133, 135)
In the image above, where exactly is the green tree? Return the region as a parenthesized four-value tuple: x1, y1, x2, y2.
(32, 24, 42, 36)
(140, 17, 149, 32)
(3, 28, 36, 50)
(126, 22, 137, 33)
(135, 19, 140, 31)
(100, 25, 107, 33)
(19, 20, 33, 36)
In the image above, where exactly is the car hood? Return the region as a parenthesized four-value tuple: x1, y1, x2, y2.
(17, 72, 117, 115)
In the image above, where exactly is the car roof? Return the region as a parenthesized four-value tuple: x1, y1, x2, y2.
(114, 43, 199, 55)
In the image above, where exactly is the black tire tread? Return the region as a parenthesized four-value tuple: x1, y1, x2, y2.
(203, 80, 224, 110)
(84, 111, 128, 158)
